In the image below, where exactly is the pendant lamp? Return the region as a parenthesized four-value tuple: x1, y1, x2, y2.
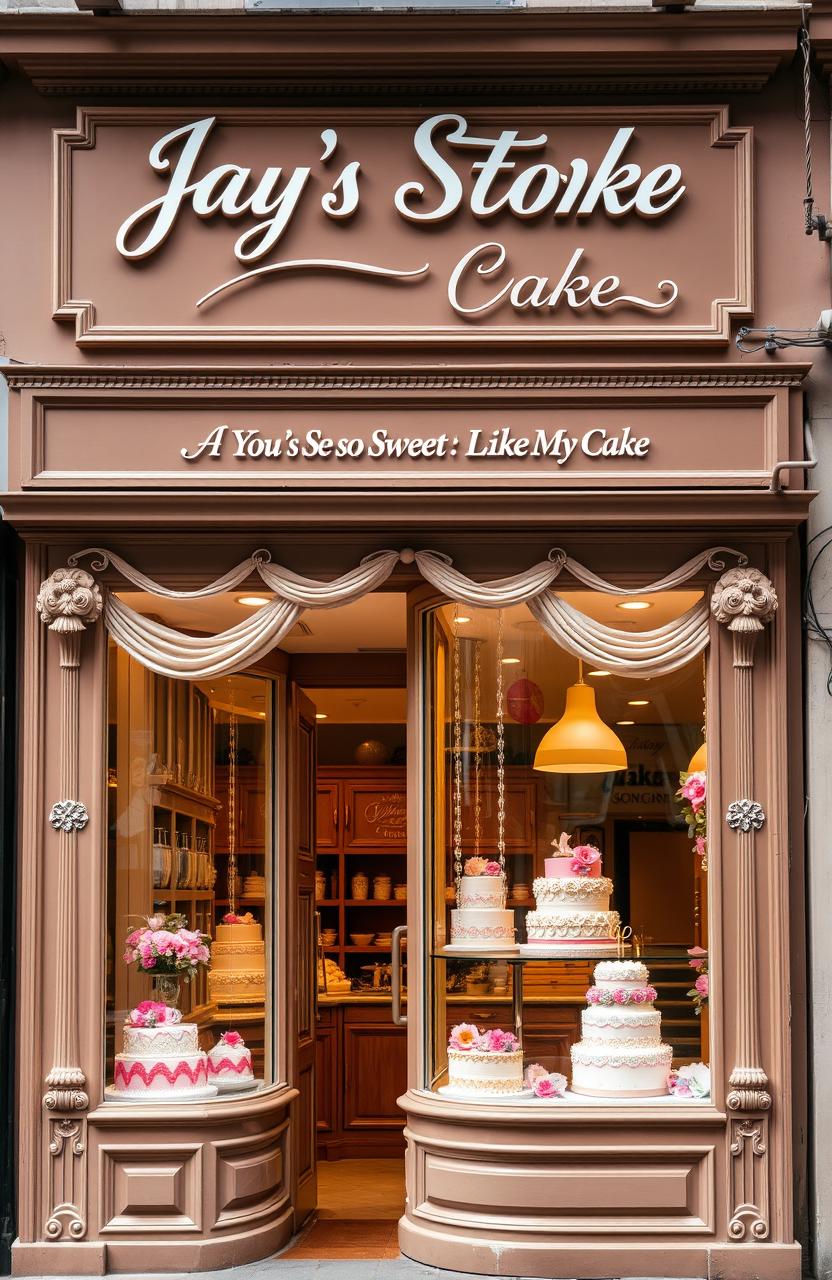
(686, 741, 707, 773)
(533, 660, 628, 774)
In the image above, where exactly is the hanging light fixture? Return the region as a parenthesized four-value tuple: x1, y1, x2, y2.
(686, 656, 707, 773)
(534, 659, 628, 774)
(687, 741, 707, 773)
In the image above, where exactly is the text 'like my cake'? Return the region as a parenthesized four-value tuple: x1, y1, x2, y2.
(525, 832, 621, 952)
(446, 1023, 524, 1095)
(449, 857, 518, 951)
(209, 912, 266, 1006)
(111, 1002, 216, 1100)
(570, 961, 673, 1098)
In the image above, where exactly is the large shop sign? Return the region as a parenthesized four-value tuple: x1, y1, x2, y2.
(53, 106, 751, 348)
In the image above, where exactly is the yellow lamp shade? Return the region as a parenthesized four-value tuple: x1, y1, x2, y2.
(687, 741, 707, 773)
(533, 681, 628, 774)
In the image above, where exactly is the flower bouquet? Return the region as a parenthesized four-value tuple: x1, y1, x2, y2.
(677, 770, 707, 862)
(668, 1061, 710, 1099)
(687, 945, 709, 1014)
(463, 857, 503, 877)
(123, 913, 211, 1005)
(448, 1023, 519, 1053)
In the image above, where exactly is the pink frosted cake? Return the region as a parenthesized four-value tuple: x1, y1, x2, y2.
(207, 1031, 255, 1091)
(110, 1002, 216, 1101)
(524, 833, 621, 952)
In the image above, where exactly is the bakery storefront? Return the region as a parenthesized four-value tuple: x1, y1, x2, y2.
(0, 13, 819, 1279)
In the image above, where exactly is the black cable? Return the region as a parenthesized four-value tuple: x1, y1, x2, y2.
(803, 522, 832, 695)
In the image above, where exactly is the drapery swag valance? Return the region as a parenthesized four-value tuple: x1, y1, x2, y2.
(54, 545, 749, 681)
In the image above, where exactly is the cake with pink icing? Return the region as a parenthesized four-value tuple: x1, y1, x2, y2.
(524, 833, 621, 952)
(207, 1031, 255, 1091)
(110, 1002, 217, 1101)
(570, 960, 673, 1098)
(448, 857, 518, 951)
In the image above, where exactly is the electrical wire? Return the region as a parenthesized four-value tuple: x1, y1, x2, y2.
(736, 326, 831, 353)
(803, 524, 832, 695)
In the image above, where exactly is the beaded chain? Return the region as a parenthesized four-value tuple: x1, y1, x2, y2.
(473, 638, 482, 857)
(496, 609, 506, 873)
(227, 693, 238, 916)
(452, 606, 463, 893)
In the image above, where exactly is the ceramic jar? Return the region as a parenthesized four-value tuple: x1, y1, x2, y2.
(351, 872, 369, 900)
(315, 869, 327, 901)
(373, 875, 392, 900)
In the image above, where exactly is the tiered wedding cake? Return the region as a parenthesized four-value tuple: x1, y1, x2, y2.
(207, 1030, 255, 1091)
(570, 960, 673, 1098)
(110, 1002, 217, 1100)
(448, 857, 518, 951)
(524, 833, 621, 952)
(445, 1023, 524, 1096)
(209, 912, 266, 1006)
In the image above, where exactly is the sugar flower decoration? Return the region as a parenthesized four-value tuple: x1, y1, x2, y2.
(449, 1023, 481, 1051)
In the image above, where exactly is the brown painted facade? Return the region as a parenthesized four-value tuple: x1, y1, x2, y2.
(0, 4, 826, 1276)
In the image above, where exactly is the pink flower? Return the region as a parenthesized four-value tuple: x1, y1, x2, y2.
(223, 912, 240, 924)
(449, 1023, 481, 1051)
(613, 989, 626, 1004)
(630, 989, 644, 1003)
(532, 1073, 567, 1100)
(687, 946, 707, 971)
(681, 771, 707, 812)
(695, 973, 709, 998)
(484, 861, 502, 877)
(463, 857, 487, 876)
(570, 846, 600, 876)
(586, 988, 601, 1004)
(524, 1063, 549, 1088)
(222, 1031, 243, 1047)
(482, 1028, 519, 1054)
(668, 1072, 693, 1098)
(694, 835, 707, 858)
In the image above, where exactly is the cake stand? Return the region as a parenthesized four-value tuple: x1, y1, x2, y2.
(104, 1083, 219, 1102)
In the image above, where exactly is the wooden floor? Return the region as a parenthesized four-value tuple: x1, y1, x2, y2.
(280, 1158, 407, 1259)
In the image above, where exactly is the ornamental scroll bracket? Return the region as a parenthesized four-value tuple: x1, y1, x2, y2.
(36, 567, 103, 1242)
(711, 567, 777, 1246)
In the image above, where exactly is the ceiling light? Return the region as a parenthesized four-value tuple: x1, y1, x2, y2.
(456, 615, 472, 624)
(616, 720, 635, 726)
(533, 661, 627, 775)
(628, 699, 650, 707)
(257, 711, 266, 719)
(501, 656, 521, 665)
(237, 595, 271, 607)
(616, 600, 653, 612)
(316, 713, 328, 720)
(588, 669, 612, 677)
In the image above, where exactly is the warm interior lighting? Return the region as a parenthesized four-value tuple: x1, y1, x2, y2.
(533, 660, 628, 775)
(588, 669, 612, 677)
(616, 599, 653, 611)
(316, 713, 328, 720)
(501, 656, 521, 665)
(237, 595, 271, 607)
(616, 720, 635, 726)
(456, 615, 472, 624)
(628, 699, 650, 707)
(687, 741, 707, 772)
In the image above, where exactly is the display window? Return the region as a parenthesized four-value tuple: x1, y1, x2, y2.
(420, 596, 710, 1104)
(105, 643, 275, 1097)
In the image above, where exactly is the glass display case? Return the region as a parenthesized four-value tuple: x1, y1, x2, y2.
(420, 599, 710, 1103)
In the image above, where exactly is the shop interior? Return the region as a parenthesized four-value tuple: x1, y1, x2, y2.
(105, 583, 708, 1248)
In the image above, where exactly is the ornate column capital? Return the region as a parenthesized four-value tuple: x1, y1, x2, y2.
(711, 567, 778, 634)
(36, 567, 102, 634)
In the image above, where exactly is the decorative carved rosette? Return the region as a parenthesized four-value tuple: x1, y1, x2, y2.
(711, 567, 778, 634)
(36, 567, 102, 633)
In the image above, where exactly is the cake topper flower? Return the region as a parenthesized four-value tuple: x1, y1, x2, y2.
(570, 845, 601, 876)
(552, 832, 573, 856)
(449, 1023, 481, 1051)
(463, 857, 488, 876)
(483, 861, 502, 877)
(220, 1031, 244, 1047)
(480, 1028, 519, 1054)
(128, 1000, 182, 1028)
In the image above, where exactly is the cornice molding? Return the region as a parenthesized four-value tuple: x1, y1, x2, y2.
(2, 365, 811, 391)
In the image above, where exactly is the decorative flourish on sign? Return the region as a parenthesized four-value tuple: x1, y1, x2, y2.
(48, 800, 89, 833)
(726, 799, 766, 833)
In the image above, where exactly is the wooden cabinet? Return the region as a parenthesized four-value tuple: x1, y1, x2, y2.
(315, 1003, 406, 1159)
(215, 766, 267, 852)
(316, 780, 341, 851)
(450, 776, 537, 851)
(343, 781, 407, 850)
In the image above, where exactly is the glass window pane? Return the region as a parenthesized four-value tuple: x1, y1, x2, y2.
(106, 646, 274, 1097)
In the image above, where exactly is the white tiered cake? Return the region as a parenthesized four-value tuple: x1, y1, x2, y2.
(448, 858, 518, 951)
(444, 1023, 525, 1096)
(109, 1003, 217, 1101)
(209, 912, 266, 1006)
(207, 1030, 255, 1092)
(524, 833, 621, 953)
(570, 960, 673, 1098)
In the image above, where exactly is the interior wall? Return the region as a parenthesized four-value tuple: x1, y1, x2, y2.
(627, 831, 696, 944)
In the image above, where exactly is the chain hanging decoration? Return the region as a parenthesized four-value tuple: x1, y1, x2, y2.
(495, 610, 506, 880)
(801, 9, 831, 241)
(473, 639, 482, 858)
(452, 606, 463, 896)
(227, 688, 238, 916)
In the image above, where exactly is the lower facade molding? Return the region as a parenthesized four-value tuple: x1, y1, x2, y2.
(398, 1218, 802, 1280)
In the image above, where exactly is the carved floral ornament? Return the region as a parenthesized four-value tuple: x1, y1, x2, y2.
(36, 568, 103, 634)
(710, 567, 778, 634)
(49, 801, 90, 834)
